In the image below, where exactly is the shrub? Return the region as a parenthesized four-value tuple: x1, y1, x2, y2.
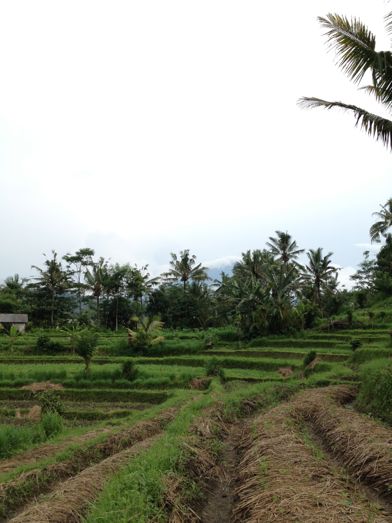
(41, 412, 63, 437)
(76, 332, 99, 372)
(127, 316, 164, 355)
(303, 351, 317, 368)
(203, 335, 216, 350)
(121, 360, 139, 381)
(205, 358, 226, 381)
(35, 335, 65, 354)
(356, 360, 392, 424)
(350, 339, 362, 351)
(36, 390, 64, 415)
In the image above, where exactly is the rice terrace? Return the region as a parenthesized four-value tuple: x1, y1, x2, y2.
(2, 1, 392, 523)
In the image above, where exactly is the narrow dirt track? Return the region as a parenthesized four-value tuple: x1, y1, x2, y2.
(200, 424, 242, 523)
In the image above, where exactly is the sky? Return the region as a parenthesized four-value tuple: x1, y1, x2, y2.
(0, 0, 391, 287)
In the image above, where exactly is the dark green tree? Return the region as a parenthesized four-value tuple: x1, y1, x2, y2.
(31, 251, 71, 326)
(302, 248, 338, 307)
(163, 250, 208, 290)
(63, 248, 95, 316)
(370, 199, 392, 243)
(266, 231, 304, 268)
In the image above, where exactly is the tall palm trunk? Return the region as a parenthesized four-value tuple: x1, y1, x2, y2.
(96, 295, 100, 326)
(115, 295, 119, 331)
(51, 292, 55, 327)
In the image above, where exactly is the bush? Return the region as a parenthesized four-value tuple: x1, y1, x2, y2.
(303, 351, 317, 368)
(41, 412, 63, 437)
(36, 390, 64, 415)
(121, 360, 139, 381)
(205, 358, 226, 381)
(356, 360, 392, 424)
(350, 339, 362, 351)
(35, 335, 65, 354)
(203, 335, 216, 350)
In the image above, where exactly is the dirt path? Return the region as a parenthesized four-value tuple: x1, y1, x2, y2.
(200, 424, 243, 523)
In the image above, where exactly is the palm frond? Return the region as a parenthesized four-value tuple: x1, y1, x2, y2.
(385, 11, 392, 38)
(298, 97, 392, 149)
(319, 14, 376, 84)
(319, 14, 392, 108)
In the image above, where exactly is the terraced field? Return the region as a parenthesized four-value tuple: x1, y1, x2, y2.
(0, 324, 390, 522)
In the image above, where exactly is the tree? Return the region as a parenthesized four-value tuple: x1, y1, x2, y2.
(266, 231, 304, 267)
(75, 332, 98, 373)
(163, 250, 208, 290)
(370, 198, 392, 243)
(63, 248, 94, 316)
(350, 251, 376, 292)
(105, 264, 129, 331)
(302, 248, 338, 306)
(125, 265, 159, 306)
(85, 257, 108, 326)
(374, 234, 392, 295)
(31, 251, 71, 326)
(299, 13, 392, 149)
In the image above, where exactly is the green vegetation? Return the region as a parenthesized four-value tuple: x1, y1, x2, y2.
(0, 411, 63, 459)
(356, 359, 392, 424)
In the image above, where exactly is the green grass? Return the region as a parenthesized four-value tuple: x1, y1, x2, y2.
(0, 412, 63, 459)
(356, 359, 392, 425)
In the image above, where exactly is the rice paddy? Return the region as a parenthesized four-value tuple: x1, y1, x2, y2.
(0, 323, 390, 522)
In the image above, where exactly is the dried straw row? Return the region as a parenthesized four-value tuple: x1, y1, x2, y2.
(9, 433, 161, 523)
(0, 407, 177, 519)
(291, 386, 392, 500)
(233, 400, 389, 522)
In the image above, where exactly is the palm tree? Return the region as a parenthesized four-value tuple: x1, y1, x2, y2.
(163, 250, 208, 290)
(302, 248, 338, 306)
(369, 198, 392, 242)
(85, 257, 108, 326)
(63, 248, 94, 316)
(31, 251, 70, 326)
(233, 249, 274, 281)
(266, 231, 304, 267)
(299, 13, 392, 149)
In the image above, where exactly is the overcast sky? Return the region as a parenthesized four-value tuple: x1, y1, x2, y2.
(0, 1, 391, 286)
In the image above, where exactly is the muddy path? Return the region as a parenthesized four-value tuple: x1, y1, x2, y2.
(200, 424, 243, 523)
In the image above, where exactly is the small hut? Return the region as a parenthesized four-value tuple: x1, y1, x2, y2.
(0, 314, 28, 333)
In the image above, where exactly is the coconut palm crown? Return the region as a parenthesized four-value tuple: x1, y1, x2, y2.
(266, 231, 304, 267)
(370, 198, 392, 242)
(299, 13, 392, 149)
(163, 250, 208, 290)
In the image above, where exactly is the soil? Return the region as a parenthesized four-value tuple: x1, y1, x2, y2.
(200, 424, 243, 523)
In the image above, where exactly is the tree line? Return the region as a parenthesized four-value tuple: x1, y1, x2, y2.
(1, 200, 392, 337)
(0, 233, 339, 336)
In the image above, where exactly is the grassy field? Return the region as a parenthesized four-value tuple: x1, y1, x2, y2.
(0, 319, 390, 521)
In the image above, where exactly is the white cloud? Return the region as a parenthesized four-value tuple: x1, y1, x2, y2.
(337, 266, 356, 290)
(203, 255, 240, 269)
(0, 1, 391, 279)
(354, 243, 381, 253)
